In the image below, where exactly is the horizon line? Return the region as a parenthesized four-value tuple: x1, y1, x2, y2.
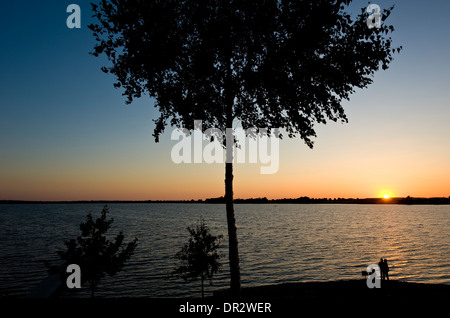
(1, 195, 450, 204)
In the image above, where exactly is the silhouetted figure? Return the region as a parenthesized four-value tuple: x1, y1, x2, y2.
(383, 259, 390, 280)
(378, 258, 385, 280)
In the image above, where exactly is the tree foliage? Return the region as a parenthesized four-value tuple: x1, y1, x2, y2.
(173, 218, 223, 297)
(89, 0, 400, 146)
(58, 205, 138, 297)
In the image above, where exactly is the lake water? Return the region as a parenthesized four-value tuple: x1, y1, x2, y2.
(0, 203, 449, 298)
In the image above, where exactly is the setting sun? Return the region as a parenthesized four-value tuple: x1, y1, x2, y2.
(383, 194, 390, 199)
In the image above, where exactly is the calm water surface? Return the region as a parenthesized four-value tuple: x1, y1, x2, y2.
(0, 203, 449, 297)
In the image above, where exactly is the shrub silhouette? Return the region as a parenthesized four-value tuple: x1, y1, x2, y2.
(173, 218, 223, 298)
(58, 205, 137, 297)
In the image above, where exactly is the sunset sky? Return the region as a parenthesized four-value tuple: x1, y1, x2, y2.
(1, 0, 449, 201)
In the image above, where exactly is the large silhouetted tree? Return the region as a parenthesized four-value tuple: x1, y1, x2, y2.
(89, 0, 400, 297)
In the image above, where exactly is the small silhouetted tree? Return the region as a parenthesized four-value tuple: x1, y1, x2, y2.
(173, 218, 223, 298)
(58, 205, 138, 297)
(89, 0, 401, 297)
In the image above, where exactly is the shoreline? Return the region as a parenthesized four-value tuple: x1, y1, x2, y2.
(4, 280, 448, 314)
(16, 278, 450, 300)
(213, 279, 450, 300)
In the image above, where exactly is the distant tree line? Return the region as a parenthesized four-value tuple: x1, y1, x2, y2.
(203, 196, 450, 205)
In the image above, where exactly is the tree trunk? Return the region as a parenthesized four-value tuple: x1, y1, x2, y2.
(225, 156, 241, 298)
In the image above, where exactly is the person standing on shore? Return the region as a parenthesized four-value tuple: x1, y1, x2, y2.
(378, 258, 385, 280)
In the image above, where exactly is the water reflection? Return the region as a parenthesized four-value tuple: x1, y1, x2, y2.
(0, 203, 449, 297)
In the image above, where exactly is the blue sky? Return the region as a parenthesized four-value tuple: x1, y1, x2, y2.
(1, 0, 449, 200)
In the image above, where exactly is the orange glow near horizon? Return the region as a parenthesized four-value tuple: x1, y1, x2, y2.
(1, 136, 450, 201)
(2, 160, 449, 201)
